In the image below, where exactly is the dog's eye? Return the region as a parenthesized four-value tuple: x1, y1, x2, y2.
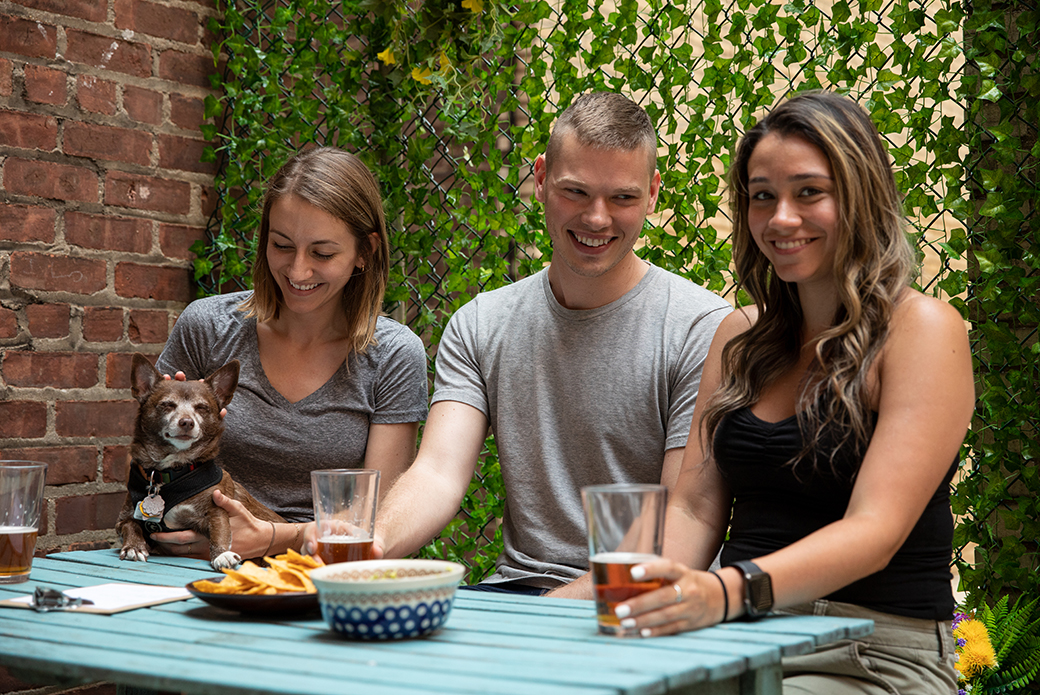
(158, 400, 177, 412)
(194, 404, 211, 413)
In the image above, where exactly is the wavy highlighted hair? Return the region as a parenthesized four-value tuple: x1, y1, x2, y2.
(704, 91, 915, 472)
(239, 147, 390, 356)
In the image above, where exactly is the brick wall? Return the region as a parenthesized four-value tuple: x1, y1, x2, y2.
(0, 0, 217, 563)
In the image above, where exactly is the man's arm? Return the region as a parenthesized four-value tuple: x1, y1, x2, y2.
(375, 400, 489, 558)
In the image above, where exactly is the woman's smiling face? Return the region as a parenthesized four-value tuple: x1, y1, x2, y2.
(266, 194, 364, 317)
(746, 132, 840, 291)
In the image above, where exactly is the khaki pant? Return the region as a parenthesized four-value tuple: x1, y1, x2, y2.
(776, 600, 959, 695)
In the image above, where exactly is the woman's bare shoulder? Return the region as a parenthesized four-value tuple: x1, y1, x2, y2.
(891, 290, 966, 337)
(717, 304, 758, 338)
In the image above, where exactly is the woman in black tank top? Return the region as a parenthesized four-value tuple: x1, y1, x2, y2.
(604, 92, 974, 694)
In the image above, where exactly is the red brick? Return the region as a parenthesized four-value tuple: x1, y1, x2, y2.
(0, 401, 47, 438)
(64, 122, 152, 166)
(4, 158, 98, 203)
(0, 446, 96, 484)
(104, 170, 190, 214)
(55, 491, 125, 534)
(26, 303, 70, 338)
(0, 16, 57, 60)
(103, 445, 131, 482)
(170, 93, 204, 131)
(115, 0, 199, 45)
(128, 309, 168, 343)
(159, 134, 215, 174)
(11, 0, 107, 22)
(84, 307, 125, 342)
(0, 57, 11, 95)
(115, 262, 192, 302)
(76, 74, 117, 115)
(9, 252, 107, 294)
(0, 307, 18, 339)
(65, 211, 153, 253)
(3, 351, 99, 388)
(107, 351, 157, 389)
(24, 64, 66, 105)
(66, 30, 150, 78)
(56, 400, 137, 438)
(122, 84, 163, 125)
(158, 50, 214, 89)
(0, 204, 56, 242)
(0, 109, 57, 149)
(201, 184, 217, 216)
(159, 223, 205, 259)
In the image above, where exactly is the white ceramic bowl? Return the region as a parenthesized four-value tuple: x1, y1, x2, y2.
(310, 559, 465, 640)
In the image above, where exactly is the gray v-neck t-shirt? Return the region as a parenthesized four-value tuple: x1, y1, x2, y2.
(157, 291, 428, 521)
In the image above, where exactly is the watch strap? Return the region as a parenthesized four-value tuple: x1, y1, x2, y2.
(728, 559, 773, 619)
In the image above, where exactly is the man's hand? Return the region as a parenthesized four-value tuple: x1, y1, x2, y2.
(545, 572, 594, 599)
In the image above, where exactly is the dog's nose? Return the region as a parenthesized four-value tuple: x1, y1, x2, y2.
(178, 417, 195, 430)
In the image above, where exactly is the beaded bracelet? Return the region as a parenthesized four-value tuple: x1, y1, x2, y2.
(709, 569, 729, 623)
(291, 523, 304, 553)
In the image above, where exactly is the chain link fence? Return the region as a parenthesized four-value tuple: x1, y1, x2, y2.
(200, 0, 1036, 594)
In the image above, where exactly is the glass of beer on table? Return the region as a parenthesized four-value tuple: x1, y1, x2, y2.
(310, 469, 379, 565)
(0, 461, 47, 584)
(581, 483, 667, 636)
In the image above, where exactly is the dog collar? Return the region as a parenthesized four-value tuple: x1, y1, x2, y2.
(133, 460, 210, 486)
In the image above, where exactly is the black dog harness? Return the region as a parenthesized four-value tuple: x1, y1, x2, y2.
(127, 460, 223, 534)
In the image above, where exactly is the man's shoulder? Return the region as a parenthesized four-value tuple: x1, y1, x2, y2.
(456, 270, 546, 314)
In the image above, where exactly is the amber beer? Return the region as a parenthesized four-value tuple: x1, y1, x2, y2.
(591, 551, 665, 635)
(0, 526, 38, 581)
(315, 535, 375, 565)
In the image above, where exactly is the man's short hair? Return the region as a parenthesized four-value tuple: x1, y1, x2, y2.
(544, 92, 658, 175)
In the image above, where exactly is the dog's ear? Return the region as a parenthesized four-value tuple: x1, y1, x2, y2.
(130, 353, 160, 403)
(205, 360, 239, 409)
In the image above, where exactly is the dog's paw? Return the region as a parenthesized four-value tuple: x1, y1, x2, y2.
(211, 551, 241, 570)
(120, 546, 149, 562)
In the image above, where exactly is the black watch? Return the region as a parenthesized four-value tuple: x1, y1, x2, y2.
(728, 560, 773, 619)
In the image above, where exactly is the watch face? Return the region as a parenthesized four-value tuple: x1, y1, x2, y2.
(748, 573, 773, 613)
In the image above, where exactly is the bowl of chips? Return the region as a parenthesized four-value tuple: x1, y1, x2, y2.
(311, 558, 465, 640)
(186, 549, 325, 615)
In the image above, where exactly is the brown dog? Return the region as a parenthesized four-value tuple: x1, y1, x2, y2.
(116, 353, 284, 570)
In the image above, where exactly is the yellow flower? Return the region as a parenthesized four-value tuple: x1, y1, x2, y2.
(461, 0, 483, 12)
(954, 618, 998, 680)
(438, 50, 451, 74)
(411, 66, 433, 85)
(377, 47, 395, 65)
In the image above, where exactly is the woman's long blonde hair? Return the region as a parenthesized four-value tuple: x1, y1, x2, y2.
(704, 91, 914, 473)
(239, 147, 390, 355)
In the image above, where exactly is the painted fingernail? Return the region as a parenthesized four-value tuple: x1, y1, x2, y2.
(630, 566, 646, 580)
(621, 618, 636, 629)
(641, 628, 652, 638)
(615, 604, 631, 619)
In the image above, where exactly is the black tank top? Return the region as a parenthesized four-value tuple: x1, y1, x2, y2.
(715, 407, 957, 620)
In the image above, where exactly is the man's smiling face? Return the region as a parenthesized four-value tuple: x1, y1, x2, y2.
(534, 131, 660, 285)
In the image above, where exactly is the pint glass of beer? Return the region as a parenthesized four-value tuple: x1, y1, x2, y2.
(581, 483, 667, 636)
(310, 469, 379, 565)
(0, 461, 47, 584)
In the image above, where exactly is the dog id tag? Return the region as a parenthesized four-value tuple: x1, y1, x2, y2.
(134, 492, 165, 521)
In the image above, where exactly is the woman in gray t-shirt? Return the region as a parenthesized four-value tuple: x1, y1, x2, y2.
(152, 147, 428, 561)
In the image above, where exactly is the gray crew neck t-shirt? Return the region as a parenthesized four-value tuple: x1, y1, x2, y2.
(157, 291, 429, 521)
(433, 264, 731, 589)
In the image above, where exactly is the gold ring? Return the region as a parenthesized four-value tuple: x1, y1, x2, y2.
(673, 583, 683, 603)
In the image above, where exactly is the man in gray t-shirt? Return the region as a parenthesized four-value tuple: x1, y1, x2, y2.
(374, 92, 730, 597)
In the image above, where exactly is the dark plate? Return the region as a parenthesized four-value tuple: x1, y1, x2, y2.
(186, 578, 319, 615)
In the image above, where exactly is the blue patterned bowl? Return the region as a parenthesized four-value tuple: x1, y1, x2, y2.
(311, 559, 465, 640)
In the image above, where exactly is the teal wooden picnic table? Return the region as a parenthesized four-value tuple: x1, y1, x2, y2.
(0, 550, 872, 695)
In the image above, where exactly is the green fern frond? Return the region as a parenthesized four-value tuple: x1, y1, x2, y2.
(975, 595, 1040, 695)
